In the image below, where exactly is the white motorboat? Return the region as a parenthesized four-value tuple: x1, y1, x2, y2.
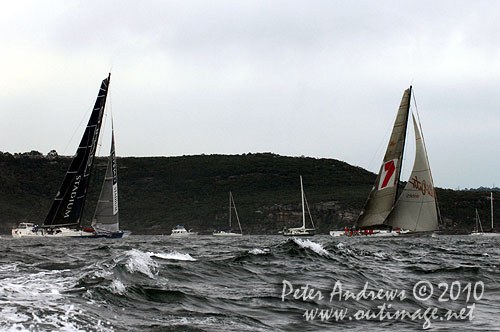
(171, 225, 198, 237)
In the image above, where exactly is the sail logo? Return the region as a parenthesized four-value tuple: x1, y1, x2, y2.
(378, 159, 397, 190)
(409, 175, 435, 198)
(64, 175, 82, 218)
(111, 150, 117, 185)
(112, 184, 119, 215)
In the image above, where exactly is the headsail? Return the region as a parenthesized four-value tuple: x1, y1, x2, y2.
(92, 124, 119, 233)
(44, 74, 111, 227)
(385, 114, 438, 231)
(357, 87, 411, 228)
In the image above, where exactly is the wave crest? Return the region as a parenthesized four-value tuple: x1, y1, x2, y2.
(248, 248, 270, 255)
(292, 238, 329, 256)
(148, 251, 196, 261)
(125, 249, 159, 278)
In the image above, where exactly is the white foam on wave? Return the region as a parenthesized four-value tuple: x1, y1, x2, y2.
(108, 280, 126, 295)
(0, 269, 70, 304)
(94, 269, 113, 279)
(293, 238, 329, 256)
(0, 263, 19, 274)
(148, 251, 196, 261)
(125, 249, 159, 278)
(0, 268, 114, 332)
(373, 251, 388, 259)
(248, 248, 270, 255)
(335, 242, 358, 256)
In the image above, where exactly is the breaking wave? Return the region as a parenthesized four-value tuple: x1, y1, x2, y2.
(291, 238, 329, 256)
(147, 251, 196, 261)
(124, 249, 159, 278)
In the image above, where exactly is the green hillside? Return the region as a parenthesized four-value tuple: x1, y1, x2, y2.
(0, 152, 496, 234)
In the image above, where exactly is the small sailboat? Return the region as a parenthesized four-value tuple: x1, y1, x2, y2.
(213, 192, 243, 236)
(282, 176, 315, 236)
(470, 192, 499, 237)
(334, 86, 439, 237)
(470, 209, 484, 236)
(91, 121, 124, 238)
(12, 74, 118, 238)
(171, 225, 198, 237)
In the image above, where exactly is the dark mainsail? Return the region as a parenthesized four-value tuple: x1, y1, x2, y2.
(44, 74, 111, 227)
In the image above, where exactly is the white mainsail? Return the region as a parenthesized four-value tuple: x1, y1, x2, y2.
(92, 126, 119, 234)
(385, 114, 438, 231)
(357, 88, 411, 228)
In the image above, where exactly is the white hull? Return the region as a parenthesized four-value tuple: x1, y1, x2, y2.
(171, 232, 198, 237)
(470, 232, 500, 237)
(12, 226, 94, 238)
(283, 227, 315, 236)
(213, 232, 242, 237)
(329, 229, 409, 237)
(171, 226, 198, 237)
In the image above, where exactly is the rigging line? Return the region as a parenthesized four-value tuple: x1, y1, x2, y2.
(97, 110, 108, 157)
(367, 111, 394, 172)
(303, 194, 315, 229)
(367, 91, 408, 172)
(97, 84, 113, 157)
(62, 105, 92, 156)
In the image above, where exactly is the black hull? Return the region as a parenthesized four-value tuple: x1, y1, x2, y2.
(75, 232, 124, 239)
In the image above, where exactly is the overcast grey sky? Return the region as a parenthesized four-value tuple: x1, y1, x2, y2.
(1, 0, 499, 189)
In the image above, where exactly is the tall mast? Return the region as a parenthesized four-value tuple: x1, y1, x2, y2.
(229, 191, 232, 228)
(475, 209, 478, 232)
(80, 72, 111, 225)
(394, 85, 412, 205)
(491, 192, 494, 230)
(300, 176, 306, 229)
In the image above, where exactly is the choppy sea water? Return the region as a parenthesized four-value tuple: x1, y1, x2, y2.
(0, 235, 499, 331)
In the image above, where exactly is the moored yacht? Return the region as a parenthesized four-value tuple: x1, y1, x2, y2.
(282, 176, 315, 237)
(213, 192, 243, 237)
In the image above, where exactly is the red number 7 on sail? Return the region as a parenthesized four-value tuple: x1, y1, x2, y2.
(379, 159, 397, 190)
